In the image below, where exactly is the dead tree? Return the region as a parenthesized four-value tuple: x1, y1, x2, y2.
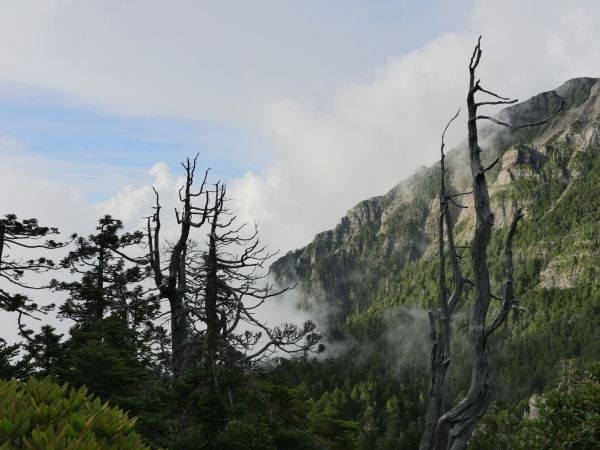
(432, 37, 564, 450)
(124, 156, 321, 379)
(149, 156, 211, 378)
(186, 182, 323, 377)
(168, 179, 322, 442)
(420, 110, 466, 450)
(115, 155, 211, 378)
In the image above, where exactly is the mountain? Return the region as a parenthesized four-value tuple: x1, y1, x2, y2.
(272, 78, 600, 400)
(272, 77, 600, 328)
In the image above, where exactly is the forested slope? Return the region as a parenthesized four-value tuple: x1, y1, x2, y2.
(271, 77, 600, 448)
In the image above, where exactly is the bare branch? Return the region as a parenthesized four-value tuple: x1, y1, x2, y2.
(485, 208, 523, 338)
(475, 97, 565, 129)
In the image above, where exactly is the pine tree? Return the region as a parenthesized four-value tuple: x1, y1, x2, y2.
(0, 213, 72, 337)
(22, 324, 63, 377)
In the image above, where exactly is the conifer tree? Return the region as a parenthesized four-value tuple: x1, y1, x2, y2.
(22, 324, 63, 377)
(53, 214, 152, 326)
(0, 213, 73, 337)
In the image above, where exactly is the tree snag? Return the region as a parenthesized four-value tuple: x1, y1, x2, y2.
(420, 109, 466, 450)
(429, 37, 564, 450)
(124, 155, 322, 379)
(145, 155, 211, 378)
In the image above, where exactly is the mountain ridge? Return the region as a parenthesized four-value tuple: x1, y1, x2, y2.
(271, 76, 600, 320)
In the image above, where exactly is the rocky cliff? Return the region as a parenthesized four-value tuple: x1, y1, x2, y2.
(271, 77, 600, 322)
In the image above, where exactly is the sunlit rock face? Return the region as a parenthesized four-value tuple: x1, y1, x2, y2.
(272, 78, 600, 321)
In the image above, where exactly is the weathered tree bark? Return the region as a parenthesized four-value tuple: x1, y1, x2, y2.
(434, 40, 497, 448)
(204, 184, 223, 376)
(420, 110, 465, 450)
(145, 156, 210, 378)
(432, 37, 562, 450)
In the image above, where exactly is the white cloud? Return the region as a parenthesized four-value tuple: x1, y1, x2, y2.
(0, 144, 186, 343)
(94, 162, 176, 228)
(0, 0, 469, 124)
(4, 1, 599, 255)
(230, 0, 600, 252)
(0, 150, 91, 237)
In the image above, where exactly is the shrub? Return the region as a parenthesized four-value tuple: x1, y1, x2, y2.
(0, 376, 150, 449)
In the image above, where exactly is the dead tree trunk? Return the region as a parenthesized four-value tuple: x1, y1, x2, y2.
(0, 223, 5, 273)
(144, 156, 210, 378)
(433, 37, 563, 450)
(420, 110, 465, 450)
(204, 184, 224, 377)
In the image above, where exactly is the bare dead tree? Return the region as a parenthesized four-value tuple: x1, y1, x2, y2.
(420, 110, 467, 450)
(116, 155, 211, 378)
(123, 156, 321, 379)
(150, 156, 211, 378)
(185, 182, 323, 378)
(432, 37, 564, 450)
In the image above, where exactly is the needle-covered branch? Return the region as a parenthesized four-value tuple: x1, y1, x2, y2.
(0, 214, 73, 321)
(51, 215, 154, 327)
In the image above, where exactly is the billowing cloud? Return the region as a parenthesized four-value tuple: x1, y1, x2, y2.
(230, 0, 600, 252)
(0, 0, 470, 124)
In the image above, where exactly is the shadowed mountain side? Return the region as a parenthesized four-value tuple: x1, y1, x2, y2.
(271, 77, 600, 327)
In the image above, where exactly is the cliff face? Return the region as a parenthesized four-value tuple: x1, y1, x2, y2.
(271, 78, 600, 321)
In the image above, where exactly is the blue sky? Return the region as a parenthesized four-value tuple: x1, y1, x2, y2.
(0, 0, 473, 202)
(0, 84, 271, 200)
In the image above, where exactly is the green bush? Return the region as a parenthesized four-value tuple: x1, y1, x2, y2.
(0, 376, 150, 449)
(509, 362, 600, 450)
(218, 419, 275, 450)
(469, 362, 600, 450)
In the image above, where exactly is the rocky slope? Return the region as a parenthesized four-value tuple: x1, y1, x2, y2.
(272, 77, 600, 322)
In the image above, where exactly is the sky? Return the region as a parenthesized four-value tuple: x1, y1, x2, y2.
(1, 0, 600, 339)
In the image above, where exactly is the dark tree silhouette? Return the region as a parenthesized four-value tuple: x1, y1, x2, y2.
(430, 37, 564, 450)
(22, 324, 63, 377)
(186, 182, 323, 375)
(135, 156, 322, 378)
(50, 214, 165, 372)
(53, 215, 154, 328)
(137, 156, 212, 378)
(0, 214, 73, 339)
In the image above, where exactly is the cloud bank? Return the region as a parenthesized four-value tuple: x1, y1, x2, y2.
(230, 0, 600, 252)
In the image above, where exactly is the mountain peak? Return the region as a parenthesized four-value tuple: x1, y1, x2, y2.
(272, 77, 600, 318)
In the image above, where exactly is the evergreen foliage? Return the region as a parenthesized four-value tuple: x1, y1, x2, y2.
(469, 361, 600, 450)
(0, 376, 149, 449)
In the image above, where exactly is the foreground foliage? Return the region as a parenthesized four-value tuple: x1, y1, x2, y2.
(469, 361, 600, 449)
(0, 376, 149, 449)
